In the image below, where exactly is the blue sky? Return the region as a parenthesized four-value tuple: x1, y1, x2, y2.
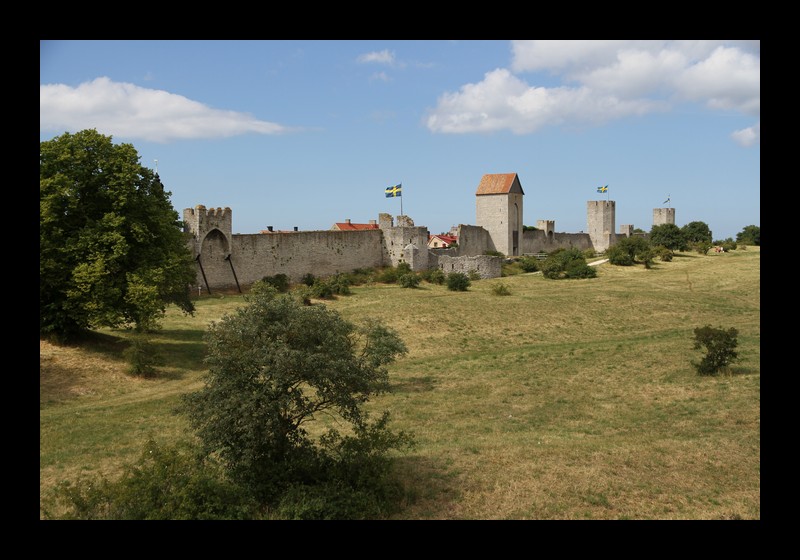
(40, 40, 759, 241)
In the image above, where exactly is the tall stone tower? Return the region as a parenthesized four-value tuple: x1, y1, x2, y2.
(653, 207, 676, 228)
(475, 173, 524, 256)
(587, 200, 615, 253)
(183, 205, 234, 290)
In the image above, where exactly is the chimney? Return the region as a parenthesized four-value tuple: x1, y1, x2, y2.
(345, 219, 351, 224)
(267, 226, 273, 232)
(369, 219, 376, 225)
(293, 226, 298, 231)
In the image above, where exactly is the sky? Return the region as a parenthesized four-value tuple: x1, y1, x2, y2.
(40, 40, 760, 241)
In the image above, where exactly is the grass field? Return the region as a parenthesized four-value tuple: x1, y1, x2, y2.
(40, 247, 760, 519)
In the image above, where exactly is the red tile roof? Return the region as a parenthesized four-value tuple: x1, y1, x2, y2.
(475, 173, 524, 195)
(333, 222, 379, 231)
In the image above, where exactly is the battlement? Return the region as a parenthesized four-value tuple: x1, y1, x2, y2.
(653, 207, 676, 227)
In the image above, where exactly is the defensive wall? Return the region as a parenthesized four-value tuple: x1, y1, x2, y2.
(184, 174, 674, 291)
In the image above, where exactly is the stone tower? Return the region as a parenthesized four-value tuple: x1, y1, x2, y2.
(183, 205, 234, 291)
(653, 207, 676, 228)
(475, 173, 524, 256)
(587, 200, 615, 253)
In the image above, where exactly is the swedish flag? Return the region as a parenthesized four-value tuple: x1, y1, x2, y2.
(597, 185, 608, 194)
(385, 184, 402, 198)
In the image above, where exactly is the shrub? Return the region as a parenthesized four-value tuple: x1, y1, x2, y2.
(260, 273, 290, 293)
(518, 256, 539, 272)
(692, 325, 739, 375)
(301, 273, 315, 287)
(398, 273, 421, 289)
(484, 250, 504, 257)
(43, 439, 258, 520)
(375, 267, 400, 284)
(491, 283, 511, 296)
(123, 335, 160, 377)
(541, 248, 595, 279)
(468, 270, 482, 281)
(447, 272, 471, 291)
(607, 244, 634, 266)
(654, 246, 673, 262)
(422, 268, 446, 285)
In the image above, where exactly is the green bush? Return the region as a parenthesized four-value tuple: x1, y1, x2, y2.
(468, 270, 482, 281)
(43, 439, 259, 520)
(654, 246, 673, 262)
(123, 335, 160, 377)
(518, 256, 539, 273)
(484, 250, 504, 257)
(399, 273, 421, 289)
(376, 267, 400, 284)
(491, 283, 511, 296)
(541, 248, 596, 279)
(260, 273, 290, 292)
(447, 272, 471, 291)
(301, 273, 315, 287)
(607, 244, 634, 266)
(422, 268, 446, 285)
(692, 325, 739, 375)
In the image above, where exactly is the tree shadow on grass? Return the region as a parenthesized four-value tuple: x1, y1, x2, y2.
(389, 454, 463, 520)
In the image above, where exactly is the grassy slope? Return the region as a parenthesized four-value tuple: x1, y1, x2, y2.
(40, 248, 760, 519)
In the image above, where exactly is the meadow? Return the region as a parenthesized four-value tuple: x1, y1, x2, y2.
(40, 247, 760, 519)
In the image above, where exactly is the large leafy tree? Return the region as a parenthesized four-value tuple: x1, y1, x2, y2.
(40, 129, 196, 340)
(649, 223, 688, 251)
(681, 221, 713, 244)
(181, 285, 413, 509)
(736, 225, 760, 246)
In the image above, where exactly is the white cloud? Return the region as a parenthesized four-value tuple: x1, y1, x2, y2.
(428, 40, 760, 143)
(370, 71, 391, 82)
(40, 77, 290, 143)
(357, 50, 395, 65)
(732, 121, 760, 147)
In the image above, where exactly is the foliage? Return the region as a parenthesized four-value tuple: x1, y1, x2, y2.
(692, 241, 713, 255)
(122, 334, 161, 377)
(421, 267, 446, 285)
(468, 270, 482, 281)
(649, 223, 688, 251)
(40, 129, 195, 341)
(736, 225, 760, 246)
(43, 439, 259, 520)
(399, 273, 421, 289)
(180, 289, 413, 507)
(484, 250, 504, 257)
(654, 246, 674, 262)
(518, 256, 540, 273)
(260, 273, 290, 293)
(715, 238, 738, 252)
(541, 248, 596, 279)
(491, 283, 511, 296)
(446, 272, 471, 291)
(692, 325, 739, 375)
(301, 273, 316, 287)
(606, 244, 634, 266)
(681, 221, 713, 244)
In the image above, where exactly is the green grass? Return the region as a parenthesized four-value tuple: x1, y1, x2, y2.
(40, 247, 760, 519)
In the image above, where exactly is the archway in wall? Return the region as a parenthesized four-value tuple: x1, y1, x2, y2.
(199, 229, 231, 289)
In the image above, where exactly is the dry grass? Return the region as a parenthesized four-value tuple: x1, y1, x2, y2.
(40, 247, 760, 519)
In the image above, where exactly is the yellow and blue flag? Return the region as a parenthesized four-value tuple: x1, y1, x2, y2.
(385, 184, 402, 198)
(597, 185, 608, 194)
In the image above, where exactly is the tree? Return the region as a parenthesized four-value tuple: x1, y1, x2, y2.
(649, 223, 688, 251)
(40, 129, 196, 340)
(681, 221, 713, 244)
(692, 325, 739, 375)
(541, 248, 596, 279)
(181, 289, 413, 511)
(736, 225, 760, 246)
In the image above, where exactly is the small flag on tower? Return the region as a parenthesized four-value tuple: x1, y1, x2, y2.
(385, 184, 402, 198)
(597, 185, 608, 194)
(663, 196, 671, 205)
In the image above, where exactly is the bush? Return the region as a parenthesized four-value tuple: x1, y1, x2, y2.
(654, 246, 673, 262)
(447, 272, 471, 291)
(123, 335, 160, 377)
(398, 273, 421, 289)
(301, 273, 315, 287)
(692, 325, 739, 375)
(260, 273, 290, 293)
(607, 244, 635, 266)
(518, 256, 539, 273)
(43, 439, 259, 520)
(375, 267, 400, 284)
(541, 248, 596, 279)
(491, 283, 511, 296)
(421, 268, 445, 285)
(468, 270, 482, 281)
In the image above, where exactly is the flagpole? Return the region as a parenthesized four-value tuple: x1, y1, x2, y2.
(400, 181, 403, 216)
